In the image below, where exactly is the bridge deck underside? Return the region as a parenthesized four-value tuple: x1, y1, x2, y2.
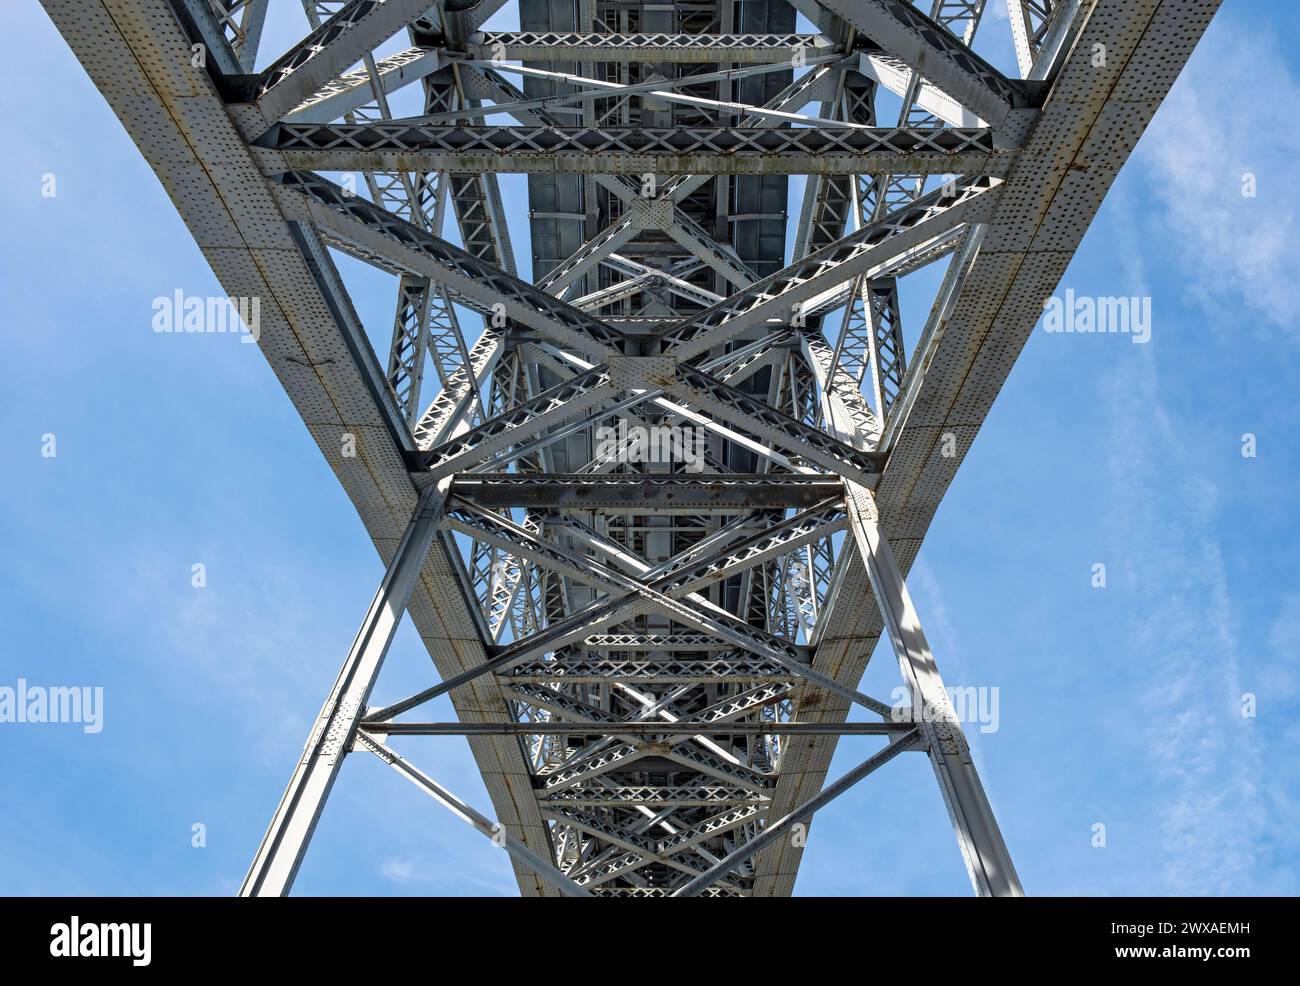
(40, 0, 1218, 896)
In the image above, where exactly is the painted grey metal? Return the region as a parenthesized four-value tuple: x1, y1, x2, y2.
(670, 728, 922, 896)
(354, 731, 594, 896)
(259, 123, 1006, 177)
(450, 474, 846, 511)
(468, 31, 835, 64)
(39, 0, 1219, 897)
(814, 0, 1035, 130)
(364, 721, 916, 736)
(239, 488, 441, 897)
(849, 498, 1023, 897)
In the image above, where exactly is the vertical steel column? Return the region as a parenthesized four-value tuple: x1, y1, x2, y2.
(240, 488, 442, 896)
(846, 488, 1023, 897)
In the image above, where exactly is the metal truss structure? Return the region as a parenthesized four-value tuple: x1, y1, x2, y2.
(42, 0, 1219, 896)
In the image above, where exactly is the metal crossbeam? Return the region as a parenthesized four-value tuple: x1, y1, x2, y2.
(469, 31, 834, 63)
(450, 474, 845, 511)
(364, 722, 914, 736)
(259, 123, 1006, 176)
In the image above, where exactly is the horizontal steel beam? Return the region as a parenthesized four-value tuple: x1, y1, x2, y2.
(579, 634, 761, 653)
(363, 722, 919, 736)
(467, 31, 835, 64)
(256, 123, 1006, 176)
(448, 474, 847, 511)
(542, 787, 769, 807)
(505, 661, 796, 684)
(425, 57, 834, 127)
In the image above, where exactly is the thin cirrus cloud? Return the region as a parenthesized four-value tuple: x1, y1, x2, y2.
(1101, 351, 1264, 895)
(1137, 15, 1300, 336)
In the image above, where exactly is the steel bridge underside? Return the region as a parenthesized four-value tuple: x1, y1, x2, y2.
(40, 0, 1218, 895)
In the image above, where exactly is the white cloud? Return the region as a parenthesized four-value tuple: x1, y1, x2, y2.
(1102, 349, 1265, 894)
(380, 856, 418, 883)
(1138, 19, 1300, 336)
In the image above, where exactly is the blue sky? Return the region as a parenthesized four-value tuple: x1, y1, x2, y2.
(1, 1, 1297, 896)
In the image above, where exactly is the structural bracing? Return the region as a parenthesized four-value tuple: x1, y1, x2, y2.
(42, 0, 1220, 896)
